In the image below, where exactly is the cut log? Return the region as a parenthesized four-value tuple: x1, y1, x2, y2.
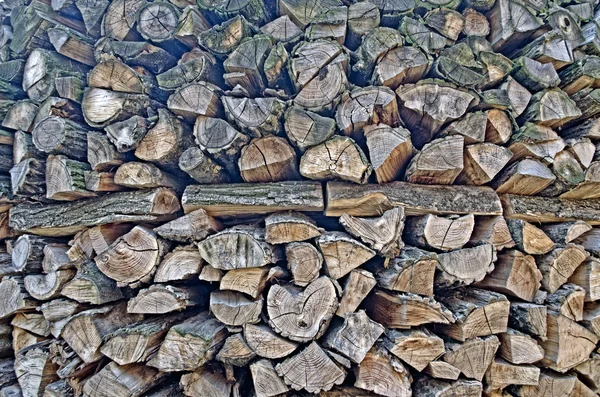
(512, 57, 560, 92)
(12, 235, 62, 273)
(505, 219, 555, 255)
(512, 371, 576, 397)
(424, 361, 461, 380)
(199, 226, 282, 270)
(61, 303, 143, 363)
(456, 143, 513, 185)
(147, 311, 227, 372)
(220, 267, 269, 298)
(339, 207, 404, 258)
(294, 62, 348, 113)
(545, 284, 585, 321)
(326, 181, 503, 218)
(372, 46, 431, 89)
(45, 155, 95, 201)
(10, 158, 46, 199)
(405, 214, 474, 251)
(154, 245, 203, 282)
(13, 130, 42, 165)
(154, 208, 223, 244)
(469, 216, 515, 250)
(197, 15, 251, 58)
(265, 212, 321, 245)
(179, 146, 230, 184)
(364, 289, 454, 328)
(566, 138, 596, 169)
(11, 312, 49, 337)
(509, 303, 547, 340)
(498, 328, 544, 364)
(501, 194, 600, 224)
(14, 344, 58, 397)
(436, 244, 496, 288)
(210, 290, 263, 326)
(260, 15, 302, 44)
(574, 354, 600, 393)
(182, 181, 324, 216)
(520, 89, 582, 128)
(267, 277, 338, 342)
(322, 311, 384, 364)
(541, 221, 592, 245)
(568, 257, 600, 302)
(559, 161, 600, 200)
(82, 362, 163, 397)
(476, 250, 541, 302)
(61, 260, 123, 305)
(180, 366, 231, 397)
(413, 378, 483, 397)
(0, 276, 36, 319)
(216, 333, 255, 366)
(100, 314, 183, 365)
(198, 265, 221, 285)
(222, 96, 285, 137)
(491, 158, 556, 196)
(86, 131, 129, 172)
(238, 136, 299, 183)
(442, 335, 500, 381)
(127, 284, 203, 314)
(364, 124, 414, 183)
(2, 101, 37, 132)
(250, 359, 289, 397)
(283, 106, 335, 152)
(136, 2, 179, 42)
(84, 171, 123, 192)
(275, 342, 345, 393)
(114, 162, 183, 191)
(336, 269, 376, 317)
(24, 270, 74, 300)
(405, 136, 464, 185)
(353, 345, 412, 397)
(166, 82, 222, 121)
(537, 244, 589, 293)
(284, 242, 322, 287)
(436, 288, 510, 341)
(396, 81, 478, 147)
(156, 51, 220, 91)
(244, 323, 298, 359)
(484, 358, 540, 392)
(317, 231, 376, 279)
(539, 311, 599, 372)
(81, 88, 160, 129)
(373, 247, 436, 296)
(383, 328, 445, 371)
(196, 0, 267, 25)
(300, 135, 372, 184)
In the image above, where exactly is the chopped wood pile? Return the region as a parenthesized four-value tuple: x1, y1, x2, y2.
(1, 0, 600, 395)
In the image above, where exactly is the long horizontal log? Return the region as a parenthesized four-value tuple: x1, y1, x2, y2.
(501, 195, 600, 224)
(9, 188, 180, 236)
(181, 182, 324, 216)
(325, 182, 503, 217)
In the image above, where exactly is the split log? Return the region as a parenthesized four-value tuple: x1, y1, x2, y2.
(336, 269, 376, 317)
(267, 277, 338, 342)
(413, 378, 482, 397)
(322, 311, 384, 364)
(491, 159, 556, 196)
(372, 247, 436, 296)
(404, 214, 474, 251)
(13, 130, 42, 165)
(84, 171, 123, 192)
(582, 302, 600, 336)
(299, 135, 372, 184)
(559, 161, 600, 200)
(11, 313, 49, 337)
(405, 136, 464, 185)
(512, 57, 560, 92)
(456, 143, 513, 185)
(104, 115, 155, 154)
(436, 288, 509, 341)
(210, 290, 263, 326)
(61, 303, 143, 363)
(45, 155, 95, 201)
(23, 269, 74, 300)
(383, 328, 444, 371)
(127, 284, 203, 314)
(353, 345, 412, 397)
(82, 362, 163, 397)
(539, 311, 599, 372)
(442, 336, 500, 381)
(55, 76, 84, 103)
(95, 225, 168, 285)
(180, 366, 231, 397)
(283, 106, 335, 152)
(339, 207, 404, 258)
(566, 138, 596, 169)
(520, 89, 582, 128)
(498, 328, 544, 364)
(196, 0, 267, 25)
(10, 158, 46, 199)
(372, 46, 431, 89)
(484, 358, 540, 392)
(238, 136, 299, 183)
(476, 250, 542, 302)
(198, 226, 282, 270)
(512, 371, 576, 397)
(81, 88, 160, 129)
(9, 187, 180, 236)
(154, 208, 222, 244)
(326, 181, 503, 217)
(12, 234, 62, 273)
(178, 146, 230, 184)
(509, 303, 547, 340)
(424, 361, 461, 380)
(222, 96, 285, 137)
(250, 360, 289, 397)
(501, 194, 600, 224)
(400, 17, 446, 55)
(260, 15, 302, 44)
(294, 62, 348, 113)
(436, 244, 496, 288)
(364, 124, 413, 183)
(505, 219, 555, 255)
(216, 333, 255, 366)
(198, 264, 223, 282)
(574, 354, 600, 393)
(96, 38, 178, 74)
(545, 284, 585, 321)
(275, 342, 346, 393)
(100, 314, 183, 365)
(154, 245, 203, 282)
(114, 162, 183, 191)
(47, 27, 95, 66)
(2, 101, 37, 131)
(61, 260, 124, 305)
(244, 323, 298, 359)
(86, 131, 129, 172)
(220, 267, 269, 298)
(364, 290, 454, 328)
(182, 181, 324, 216)
(537, 244, 589, 293)
(147, 311, 227, 372)
(317, 231, 375, 279)
(0, 276, 36, 319)
(284, 242, 322, 287)
(541, 221, 592, 245)
(156, 52, 221, 91)
(469, 216, 515, 250)
(265, 211, 321, 244)
(198, 16, 252, 58)
(568, 257, 600, 301)
(68, 223, 135, 260)
(14, 344, 58, 397)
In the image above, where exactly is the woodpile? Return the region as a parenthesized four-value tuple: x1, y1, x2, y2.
(2, 0, 600, 395)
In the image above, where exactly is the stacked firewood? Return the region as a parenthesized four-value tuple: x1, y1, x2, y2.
(0, 0, 600, 395)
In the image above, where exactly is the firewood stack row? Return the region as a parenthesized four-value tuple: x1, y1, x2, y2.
(1, 0, 600, 395)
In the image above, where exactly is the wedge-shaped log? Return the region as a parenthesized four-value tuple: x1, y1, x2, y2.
(413, 378, 482, 397)
(182, 181, 324, 216)
(198, 226, 282, 270)
(506, 218, 555, 255)
(265, 211, 321, 244)
(82, 362, 163, 397)
(317, 231, 376, 279)
(354, 345, 412, 397)
(373, 247, 436, 296)
(61, 260, 124, 305)
(498, 328, 545, 364)
(405, 213, 474, 251)
(210, 290, 263, 327)
(250, 359, 289, 397)
(322, 311, 384, 364)
(509, 303, 547, 340)
(436, 244, 496, 288)
(443, 336, 500, 381)
(285, 242, 322, 287)
(244, 324, 298, 360)
(154, 245, 204, 282)
(9, 188, 180, 236)
(383, 328, 444, 371)
(216, 333, 255, 366)
(364, 290, 454, 329)
(406, 136, 464, 185)
(484, 358, 540, 392)
(127, 284, 203, 314)
(336, 269, 376, 317)
(147, 311, 227, 372)
(545, 284, 585, 321)
(569, 257, 600, 302)
(220, 267, 270, 298)
(340, 207, 405, 258)
(538, 244, 589, 293)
